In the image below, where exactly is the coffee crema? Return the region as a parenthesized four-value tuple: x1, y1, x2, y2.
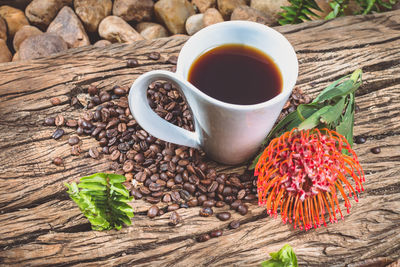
(188, 44, 283, 105)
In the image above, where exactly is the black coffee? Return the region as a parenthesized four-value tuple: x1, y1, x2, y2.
(188, 44, 282, 105)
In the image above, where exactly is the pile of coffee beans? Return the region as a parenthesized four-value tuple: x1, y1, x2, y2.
(45, 58, 310, 242)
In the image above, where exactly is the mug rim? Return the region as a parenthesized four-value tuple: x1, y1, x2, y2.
(176, 20, 298, 111)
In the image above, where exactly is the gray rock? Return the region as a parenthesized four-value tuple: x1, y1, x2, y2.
(193, 0, 216, 13)
(93, 39, 112, 47)
(0, 17, 7, 41)
(136, 22, 169, 40)
(250, 0, 290, 22)
(0, 5, 29, 37)
(217, 0, 246, 19)
(231, 5, 275, 25)
(0, 39, 12, 63)
(74, 0, 112, 32)
(154, 0, 195, 35)
(19, 33, 68, 60)
(25, 0, 72, 30)
(203, 8, 224, 27)
(185, 13, 204, 35)
(98, 16, 144, 43)
(13, 25, 43, 51)
(47, 6, 90, 48)
(113, 0, 153, 22)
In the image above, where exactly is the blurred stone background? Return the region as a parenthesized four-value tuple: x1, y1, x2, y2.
(0, 0, 398, 62)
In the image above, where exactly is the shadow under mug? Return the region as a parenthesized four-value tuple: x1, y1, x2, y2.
(128, 21, 298, 165)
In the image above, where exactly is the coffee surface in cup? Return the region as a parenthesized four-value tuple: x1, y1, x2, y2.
(188, 44, 282, 105)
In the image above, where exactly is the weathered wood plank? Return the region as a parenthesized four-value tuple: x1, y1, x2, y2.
(0, 10, 399, 267)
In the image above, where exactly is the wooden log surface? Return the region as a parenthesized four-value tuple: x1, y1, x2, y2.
(0, 10, 400, 267)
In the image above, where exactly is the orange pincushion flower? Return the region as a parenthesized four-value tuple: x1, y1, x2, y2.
(255, 128, 365, 230)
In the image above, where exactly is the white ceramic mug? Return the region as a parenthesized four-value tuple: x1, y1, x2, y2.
(128, 21, 298, 165)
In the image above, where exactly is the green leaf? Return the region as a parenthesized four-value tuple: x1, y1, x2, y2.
(336, 94, 355, 147)
(320, 96, 346, 124)
(261, 244, 298, 267)
(65, 173, 134, 231)
(298, 105, 332, 130)
(80, 173, 107, 185)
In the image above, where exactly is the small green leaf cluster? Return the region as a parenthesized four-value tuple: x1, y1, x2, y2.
(279, 0, 322, 25)
(261, 244, 298, 267)
(250, 69, 362, 169)
(280, 0, 398, 25)
(327, 0, 398, 19)
(65, 173, 134, 231)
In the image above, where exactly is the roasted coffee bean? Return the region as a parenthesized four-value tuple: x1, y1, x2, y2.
(229, 220, 240, 229)
(174, 174, 183, 184)
(197, 184, 207, 194)
(237, 204, 248, 215)
(88, 85, 98, 96)
(197, 194, 207, 205)
(210, 230, 223, 238)
(216, 212, 231, 221)
(44, 117, 56, 126)
(237, 189, 246, 200)
(197, 234, 210, 242)
(168, 203, 180, 212)
(147, 205, 159, 218)
(371, 147, 381, 154)
(131, 188, 143, 199)
(110, 150, 121, 161)
(244, 194, 257, 201)
(71, 145, 81, 156)
(91, 127, 102, 137)
(189, 175, 199, 185)
(355, 136, 366, 144)
(148, 52, 160, 60)
(89, 147, 100, 159)
(200, 179, 212, 185)
(68, 136, 80, 146)
(98, 137, 107, 147)
(134, 153, 145, 163)
(187, 164, 196, 175)
(139, 186, 151, 195)
(179, 189, 191, 201)
(52, 129, 64, 140)
(187, 198, 198, 207)
(183, 182, 196, 194)
(50, 97, 61, 106)
(216, 176, 225, 185)
(229, 177, 243, 188)
(149, 182, 161, 192)
(202, 200, 216, 207)
(123, 160, 134, 172)
(207, 192, 216, 199)
(199, 207, 213, 217)
(118, 142, 130, 152)
(55, 114, 65, 127)
(127, 59, 139, 68)
(53, 157, 63, 166)
(222, 186, 233, 196)
(114, 86, 126, 96)
(152, 191, 163, 198)
(171, 190, 181, 202)
(205, 181, 218, 193)
(230, 200, 242, 210)
(146, 197, 161, 204)
(215, 201, 225, 208)
(169, 211, 181, 226)
(100, 92, 111, 103)
(162, 193, 172, 203)
(167, 55, 178, 65)
(76, 126, 84, 136)
(166, 179, 175, 188)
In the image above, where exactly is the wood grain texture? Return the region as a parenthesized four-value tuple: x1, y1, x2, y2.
(0, 10, 400, 267)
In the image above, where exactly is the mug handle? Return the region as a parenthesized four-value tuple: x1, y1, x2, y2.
(128, 70, 201, 149)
